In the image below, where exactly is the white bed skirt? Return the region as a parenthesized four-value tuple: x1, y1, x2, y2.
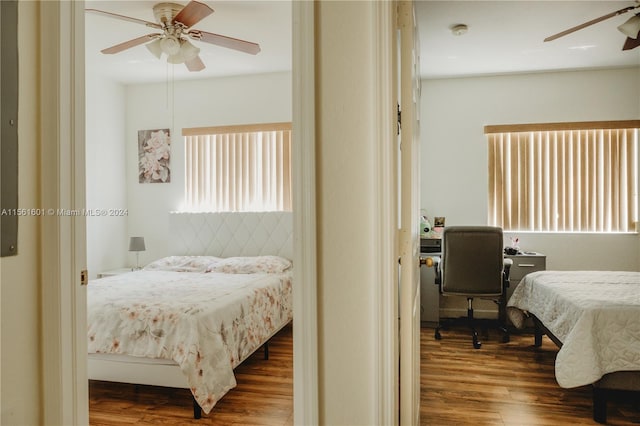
(88, 354, 187, 388)
(88, 320, 290, 390)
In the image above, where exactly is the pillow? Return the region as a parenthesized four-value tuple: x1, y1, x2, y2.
(143, 256, 221, 272)
(206, 255, 292, 274)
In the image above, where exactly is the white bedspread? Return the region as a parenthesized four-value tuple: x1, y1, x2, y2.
(507, 270, 640, 388)
(87, 269, 292, 414)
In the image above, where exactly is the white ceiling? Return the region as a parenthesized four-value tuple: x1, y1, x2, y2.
(417, 1, 640, 79)
(85, 1, 640, 85)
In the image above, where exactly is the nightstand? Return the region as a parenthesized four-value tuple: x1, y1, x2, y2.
(97, 268, 135, 278)
(505, 253, 546, 327)
(505, 253, 547, 300)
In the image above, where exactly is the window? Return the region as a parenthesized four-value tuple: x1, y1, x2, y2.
(485, 120, 639, 232)
(183, 122, 292, 212)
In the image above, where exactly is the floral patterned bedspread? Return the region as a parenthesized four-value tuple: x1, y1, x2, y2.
(87, 269, 293, 414)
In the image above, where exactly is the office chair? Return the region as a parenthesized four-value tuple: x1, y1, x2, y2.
(433, 226, 512, 349)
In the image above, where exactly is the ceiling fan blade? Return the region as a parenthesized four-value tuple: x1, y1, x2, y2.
(544, 5, 637, 42)
(188, 30, 261, 55)
(622, 35, 640, 50)
(101, 34, 159, 55)
(85, 9, 162, 30)
(185, 55, 206, 72)
(173, 1, 214, 28)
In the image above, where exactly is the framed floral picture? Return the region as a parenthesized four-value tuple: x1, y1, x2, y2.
(138, 128, 171, 183)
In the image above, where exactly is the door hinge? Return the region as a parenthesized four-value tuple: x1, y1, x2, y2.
(80, 269, 88, 286)
(397, 103, 401, 135)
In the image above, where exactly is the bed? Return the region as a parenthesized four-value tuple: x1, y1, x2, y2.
(506, 270, 640, 423)
(87, 211, 293, 418)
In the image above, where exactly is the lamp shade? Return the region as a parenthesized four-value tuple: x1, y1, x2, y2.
(180, 39, 200, 61)
(129, 237, 146, 252)
(146, 39, 163, 59)
(146, 36, 200, 65)
(167, 52, 185, 64)
(160, 36, 181, 55)
(618, 15, 640, 39)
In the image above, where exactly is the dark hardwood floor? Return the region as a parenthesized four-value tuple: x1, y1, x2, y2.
(421, 324, 640, 425)
(89, 322, 640, 425)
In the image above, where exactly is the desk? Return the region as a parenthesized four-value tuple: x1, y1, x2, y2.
(420, 238, 442, 324)
(420, 251, 440, 325)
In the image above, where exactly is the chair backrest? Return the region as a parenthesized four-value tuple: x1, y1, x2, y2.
(440, 226, 504, 297)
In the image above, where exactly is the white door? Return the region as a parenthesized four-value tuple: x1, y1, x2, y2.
(398, 1, 421, 425)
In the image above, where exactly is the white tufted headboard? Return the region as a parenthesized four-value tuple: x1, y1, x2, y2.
(168, 212, 293, 260)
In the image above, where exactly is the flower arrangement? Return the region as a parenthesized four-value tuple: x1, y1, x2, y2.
(504, 236, 521, 255)
(511, 236, 519, 249)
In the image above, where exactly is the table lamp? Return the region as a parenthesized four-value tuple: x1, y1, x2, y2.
(128, 236, 145, 270)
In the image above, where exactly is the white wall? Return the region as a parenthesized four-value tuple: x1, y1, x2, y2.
(421, 67, 640, 271)
(124, 72, 292, 264)
(85, 72, 292, 273)
(85, 74, 128, 278)
(315, 2, 383, 423)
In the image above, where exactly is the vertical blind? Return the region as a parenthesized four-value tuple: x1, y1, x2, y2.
(486, 121, 639, 232)
(183, 123, 292, 212)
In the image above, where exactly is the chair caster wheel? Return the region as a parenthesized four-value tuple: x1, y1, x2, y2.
(434, 331, 442, 340)
(473, 339, 481, 349)
(502, 334, 510, 343)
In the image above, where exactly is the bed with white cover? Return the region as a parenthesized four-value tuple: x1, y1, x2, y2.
(87, 212, 293, 417)
(507, 270, 640, 423)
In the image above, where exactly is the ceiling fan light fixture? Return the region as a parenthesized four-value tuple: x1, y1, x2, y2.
(88, 1, 260, 72)
(617, 14, 640, 39)
(180, 39, 200, 61)
(146, 39, 163, 59)
(167, 51, 185, 64)
(160, 35, 181, 55)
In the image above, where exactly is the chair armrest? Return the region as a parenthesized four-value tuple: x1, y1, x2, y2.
(502, 257, 513, 287)
(503, 257, 513, 269)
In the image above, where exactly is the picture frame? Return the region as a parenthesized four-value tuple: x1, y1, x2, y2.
(138, 128, 171, 183)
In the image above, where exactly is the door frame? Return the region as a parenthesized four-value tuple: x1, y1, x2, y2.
(398, 1, 422, 424)
(292, 2, 319, 424)
(43, 0, 325, 424)
(296, 1, 400, 423)
(372, 2, 401, 424)
(46, 0, 406, 424)
(40, 1, 88, 424)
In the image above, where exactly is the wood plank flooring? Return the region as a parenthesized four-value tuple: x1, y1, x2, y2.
(89, 324, 293, 426)
(421, 324, 640, 425)
(89, 322, 640, 425)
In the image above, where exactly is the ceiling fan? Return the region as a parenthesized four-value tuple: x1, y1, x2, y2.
(544, 1, 640, 51)
(86, 1, 261, 72)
